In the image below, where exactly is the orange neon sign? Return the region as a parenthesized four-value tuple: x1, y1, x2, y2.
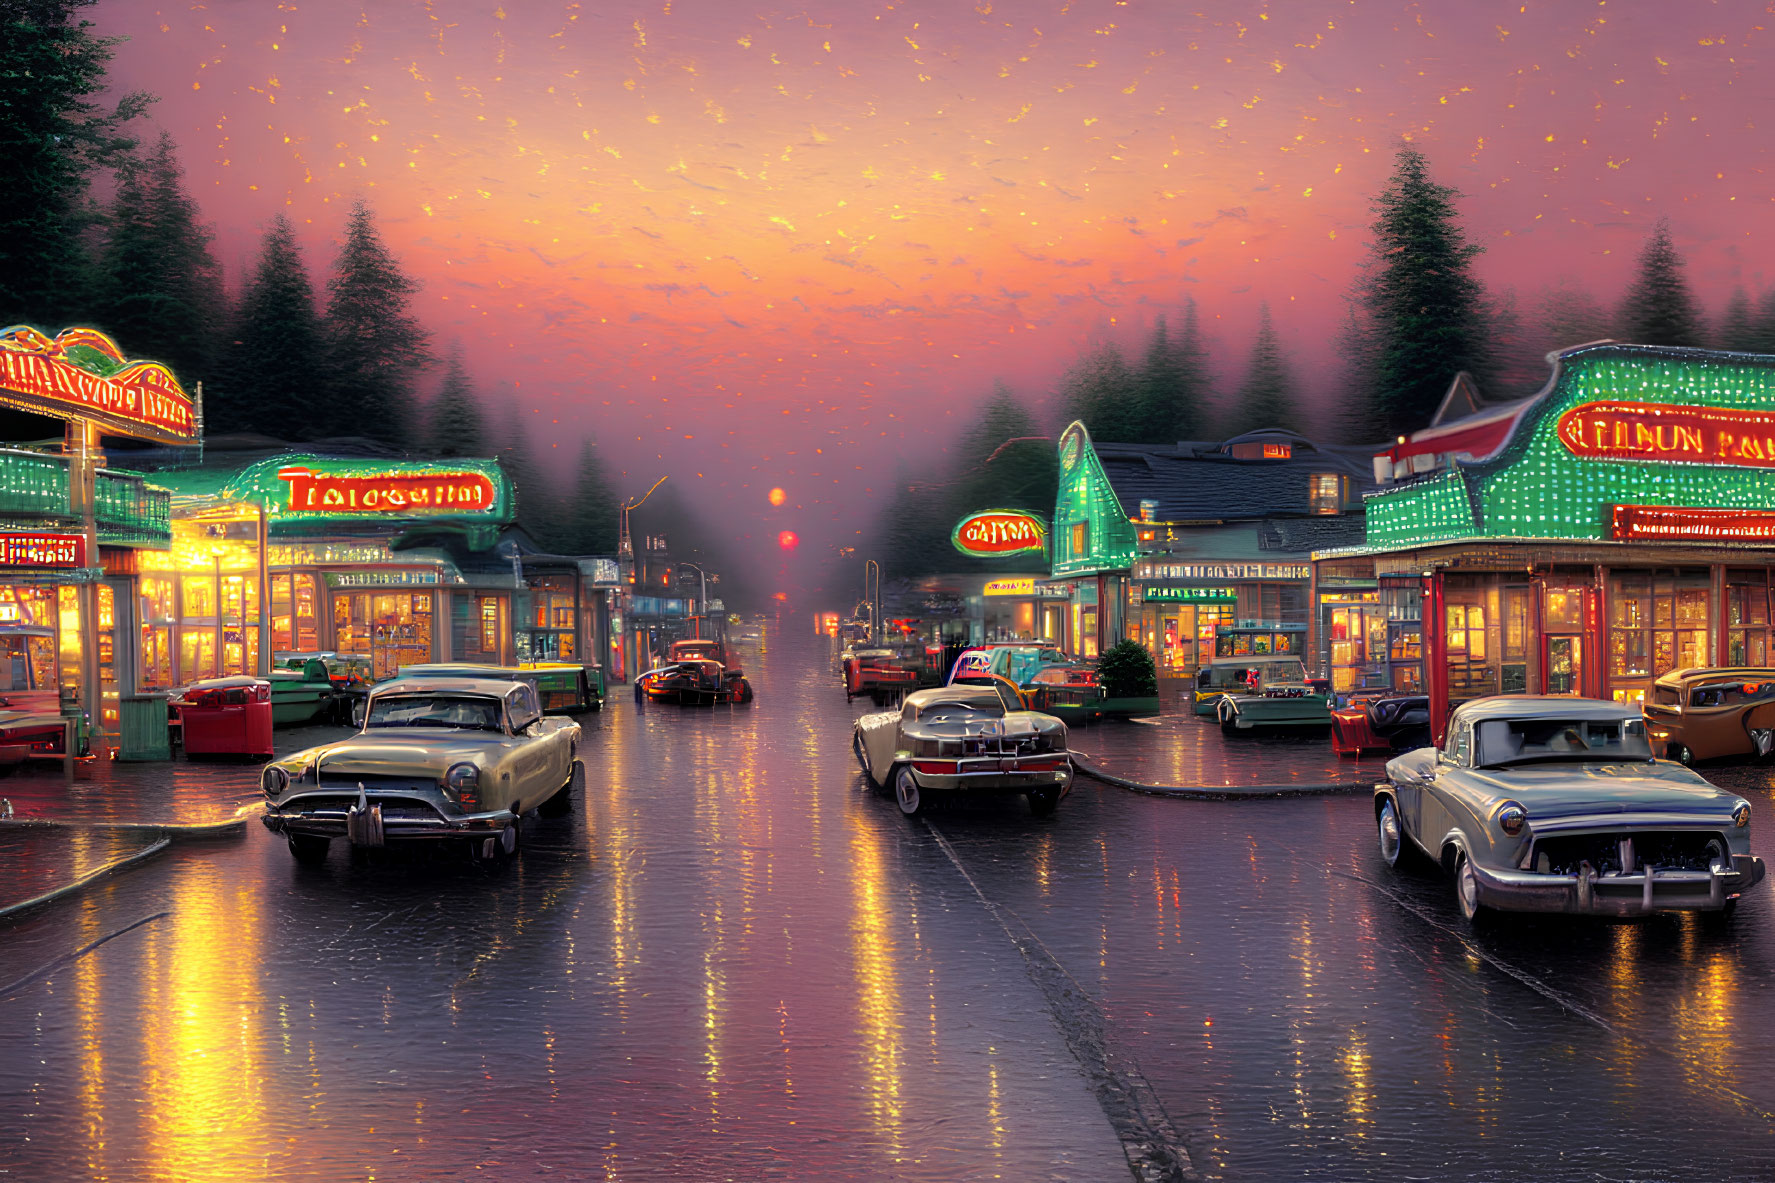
(277, 467, 497, 514)
(1558, 401, 1775, 468)
(0, 326, 196, 443)
(1610, 505, 1775, 542)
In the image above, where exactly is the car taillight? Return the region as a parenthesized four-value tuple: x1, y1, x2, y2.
(1016, 758, 1068, 772)
(912, 760, 958, 774)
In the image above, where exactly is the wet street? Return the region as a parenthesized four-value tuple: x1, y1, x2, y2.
(6, 627, 1775, 1181)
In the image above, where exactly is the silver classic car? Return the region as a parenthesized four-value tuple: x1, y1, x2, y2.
(260, 676, 582, 863)
(1378, 696, 1765, 923)
(853, 682, 1072, 817)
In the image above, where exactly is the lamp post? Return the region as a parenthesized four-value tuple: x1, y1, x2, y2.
(617, 475, 668, 684)
(676, 560, 710, 628)
(863, 559, 881, 645)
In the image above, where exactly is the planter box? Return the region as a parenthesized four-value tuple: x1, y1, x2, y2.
(1100, 695, 1161, 718)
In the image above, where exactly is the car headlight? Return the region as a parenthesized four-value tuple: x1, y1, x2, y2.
(1497, 801, 1527, 837)
(444, 763, 482, 810)
(1733, 800, 1752, 828)
(262, 766, 288, 797)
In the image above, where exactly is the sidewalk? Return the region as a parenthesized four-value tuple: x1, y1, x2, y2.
(1068, 695, 1387, 795)
(0, 722, 352, 919)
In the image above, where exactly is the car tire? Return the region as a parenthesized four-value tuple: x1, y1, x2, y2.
(1027, 787, 1060, 818)
(1377, 797, 1405, 869)
(1453, 851, 1489, 925)
(287, 833, 330, 865)
(894, 766, 922, 816)
(1669, 743, 1694, 765)
(539, 763, 580, 818)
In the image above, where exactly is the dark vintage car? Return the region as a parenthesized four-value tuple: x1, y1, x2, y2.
(1640, 667, 1775, 764)
(842, 641, 944, 702)
(637, 638, 754, 705)
(260, 676, 582, 863)
(1377, 695, 1764, 923)
(1331, 693, 1431, 757)
(852, 682, 1072, 817)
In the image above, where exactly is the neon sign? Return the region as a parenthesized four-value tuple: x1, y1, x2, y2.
(0, 533, 85, 568)
(1143, 586, 1237, 603)
(0, 326, 196, 443)
(1558, 401, 1775, 468)
(277, 467, 497, 515)
(952, 509, 1047, 558)
(1610, 505, 1775, 542)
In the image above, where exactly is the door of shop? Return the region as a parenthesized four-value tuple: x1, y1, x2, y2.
(1327, 600, 1386, 696)
(1539, 580, 1594, 697)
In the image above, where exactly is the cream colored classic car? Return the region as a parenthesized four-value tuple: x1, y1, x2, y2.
(259, 676, 582, 863)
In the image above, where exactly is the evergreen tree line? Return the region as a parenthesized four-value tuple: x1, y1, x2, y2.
(0, 0, 623, 557)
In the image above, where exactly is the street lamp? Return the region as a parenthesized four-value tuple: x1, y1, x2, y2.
(677, 560, 711, 631)
(863, 559, 881, 645)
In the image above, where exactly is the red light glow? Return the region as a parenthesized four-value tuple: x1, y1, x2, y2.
(777, 530, 800, 551)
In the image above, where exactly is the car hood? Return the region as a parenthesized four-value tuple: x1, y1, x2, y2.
(1457, 762, 1739, 818)
(295, 730, 520, 779)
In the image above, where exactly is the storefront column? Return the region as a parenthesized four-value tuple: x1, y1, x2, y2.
(1713, 563, 1729, 667)
(256, 503, 271, 675)
(66, 421, 102, 750)
(1427, 571, 1449, 745)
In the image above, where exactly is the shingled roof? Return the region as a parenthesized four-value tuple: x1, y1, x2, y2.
(1089, 429, 1383, 522)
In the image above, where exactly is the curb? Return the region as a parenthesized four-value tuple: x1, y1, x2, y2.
(0, 802, 260, 839)
(0, 836, 172, 921)
(1072, 755, 1371, 800)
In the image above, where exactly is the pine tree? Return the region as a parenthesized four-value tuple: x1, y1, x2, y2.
(324, 200, 429, 448)
(1361, 143, 1489, 438)
(1748, 290, 1775, 356)
(1718, 286, 1755, 352)
(1058, 339, 1140, 441)
(425, 348, 485, 458)
(951, 384, 1055, 519)
(94, 132, 224, 385)
(565, 440, 619, 554)
(1135, 315, 1182, 442)
(1332, 302, 1384, 444)
(0, 0, 151, 326)
(1224, 304, 1297, 437)
(1619, 218, 1705, 347)
(493, 410, 556, 545)
(218, 214, 327, 438)
(1172, 298, 1210, 440)
(1537, 281, 1615, 355)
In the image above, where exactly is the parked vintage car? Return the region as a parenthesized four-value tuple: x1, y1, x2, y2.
(1192, 656, 1307, 715)
(1641, 667, 1775, 764)
(842, 641, 941, 702)
(852, 681, 1072, 817)
(1377, 695, 1765, 922)
(398, 662, 602, 714)
(259, 676, 582, 863)
(637, 638, 754, 704)
(1211, 656, 1332, 731)
(1331, 693, 1431, 757)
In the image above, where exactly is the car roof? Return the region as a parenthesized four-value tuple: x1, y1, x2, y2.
(369, 677, 519, 699)
(1653, 666, 1775, 687)
(904, 685, 1007, 709)
(1449, 694, 1637, 726)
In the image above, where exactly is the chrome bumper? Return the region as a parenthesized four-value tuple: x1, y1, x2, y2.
(1470, 854, 1766, 916)
(908, 764, 1073, 794)
(261, 799, 516, 841)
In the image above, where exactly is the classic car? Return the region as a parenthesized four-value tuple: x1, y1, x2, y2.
(1641, 667, 1775, 764)
(1211, 656, 1333, 731)
(259, 676, 582, 863)
(843, 640, 944, 702)
(1191, 657, 1303, 715)
(637, 638, 754, 705)
(853, 681, 1072, 817)
(172, 661, 339, 729)
(398, 662, 602, 714)
(1331, 693, 1431, 757)
(1377, 695, 1765, 922)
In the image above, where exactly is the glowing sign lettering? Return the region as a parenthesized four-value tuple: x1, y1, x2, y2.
(951, 509, 1047, 558)
(1558, 401, 1775, 468)
(0, 326, 196, 442)
(1610, 505, 1775, 542)
(0, 533, 85, 568)
(277, 467, 497, 515)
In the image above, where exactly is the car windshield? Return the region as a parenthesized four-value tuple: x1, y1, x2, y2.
(674, 642, 720, 659)
(366, 694, 505, 732)
(1474, 716, 1652, 767)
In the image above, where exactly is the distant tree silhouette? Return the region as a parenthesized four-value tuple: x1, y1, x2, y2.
(1718, 286, 1756, 352)
(1134, 301, 1210, 443)
(325, 200, 430, 448)
(564, 440, 618, 554)
(219, 214, 327, 437)
(1059, 339, 1141, 442)
(426, 348, 485, 458)
(1619, 218, 1705, 347)
(1224, 304, 1297, 437)
(1748, 290, 1775, 355)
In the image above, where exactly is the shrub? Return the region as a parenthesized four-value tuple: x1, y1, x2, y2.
(1097, 639, 1157, 699)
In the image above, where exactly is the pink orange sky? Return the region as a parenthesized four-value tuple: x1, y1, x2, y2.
(93, 1, 1775, 566)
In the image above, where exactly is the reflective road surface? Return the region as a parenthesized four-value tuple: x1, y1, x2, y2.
(5, 624, 1775, 1181)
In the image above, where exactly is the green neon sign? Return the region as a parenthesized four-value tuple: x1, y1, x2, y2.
(1144, 586, 1237, 603)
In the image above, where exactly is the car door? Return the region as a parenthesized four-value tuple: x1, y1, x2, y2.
(506, 685, 551, 809)
(1420, 722, 1471, 853)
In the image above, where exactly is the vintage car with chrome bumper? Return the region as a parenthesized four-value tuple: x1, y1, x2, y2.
(1377, 694, 1765, 922)
(259, 676, 580, 862)
(854, 682, 1072, 817)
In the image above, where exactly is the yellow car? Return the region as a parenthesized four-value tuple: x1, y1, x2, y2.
(259, 676, 582, 863)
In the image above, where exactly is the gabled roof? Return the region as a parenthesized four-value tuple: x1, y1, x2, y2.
(1087, 430, 1382, 522)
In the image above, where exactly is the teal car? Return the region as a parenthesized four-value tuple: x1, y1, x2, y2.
(1205, 657, 1333, 731)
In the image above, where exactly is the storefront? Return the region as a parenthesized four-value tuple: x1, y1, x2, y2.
(1130, 559, 1312, 677)
(0, 327, 194, 742)
(1324, 342, 1775, 739)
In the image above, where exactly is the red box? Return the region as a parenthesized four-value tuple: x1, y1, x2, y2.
(179, 677, 274, 759)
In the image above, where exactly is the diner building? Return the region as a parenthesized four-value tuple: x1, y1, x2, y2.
(1316, 342, 1775, 740)
(1047, 420, 1378, 678)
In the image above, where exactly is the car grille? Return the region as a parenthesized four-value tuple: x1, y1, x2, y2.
(1531, 830, 1728, 875)
(937, 734, 1059, 758)
(285, 791, 444, 823)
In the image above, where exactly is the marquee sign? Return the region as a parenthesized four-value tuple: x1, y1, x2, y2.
(0, 326, 197, 444)
(1610, 504, 1775, 542)
(1135, 561, 1311, 581)
(1143, 586, 1237, 603)
(1558, 401, 1775, 469)
(277, 467, 498, 515)
(0, 532, 84, 568)
(952, 509, 1047, 558)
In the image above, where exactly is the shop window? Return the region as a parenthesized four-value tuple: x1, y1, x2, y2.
(1445, 582, 1500, 700)
(1609, 571, 1710, 686)
(270, 572, 322, 654)
(453, 593, 507, 664)
(1070, 521, 1089, 560)
(139, 577, 175, 690)
(1727, 571, 1770, 667)
(1501, 587, 1529, 693)
(1308, 473, 1343, 515)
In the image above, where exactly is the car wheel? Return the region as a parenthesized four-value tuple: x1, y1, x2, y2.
(1027, 787, 1060, 818)
(1669, 743, 1694, 765)
(287, 833, 330, 865)
(1453, 851, 1488, 925)
(539, 763, 580, 818)
(1377, 798, 1404, 869)
(894, 766, 922, 816)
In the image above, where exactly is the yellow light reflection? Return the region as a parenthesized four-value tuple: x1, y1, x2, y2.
(848, 821, 905, 1160)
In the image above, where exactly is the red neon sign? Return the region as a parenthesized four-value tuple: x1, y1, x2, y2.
(277, 467, 497, 514)
(0, 327, 196, 442)
(951, 510, 1047, 557)
(1558, 401, 1775, 468)
(1610, 505, 1775, 542)
(0, 533, 85, 568)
